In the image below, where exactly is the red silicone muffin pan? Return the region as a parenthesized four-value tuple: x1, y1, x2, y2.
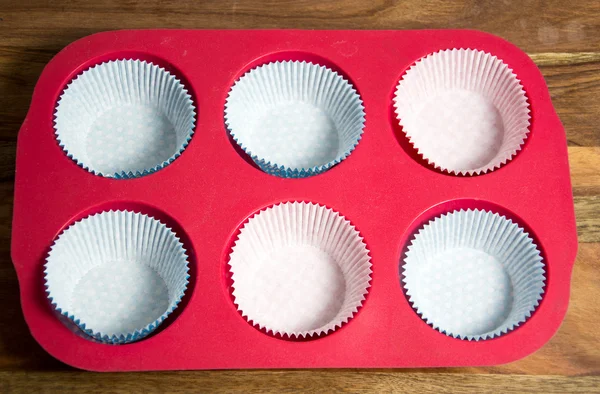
(11, 29, 577, 371)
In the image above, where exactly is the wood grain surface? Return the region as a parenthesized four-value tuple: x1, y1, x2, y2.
(0, 0, 599, 392)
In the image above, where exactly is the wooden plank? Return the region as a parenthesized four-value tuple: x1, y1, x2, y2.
(575, 195, 600, 243)
(571, 147, 600, 242)
(535, 56, 600, 147)
(570, 147, 600, 197)
(1, 371, 599, 393)
(1, 0, 600, 53)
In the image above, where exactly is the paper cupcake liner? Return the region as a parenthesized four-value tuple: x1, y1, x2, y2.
(228, 202, 372, 338)
(225, 61, 365, 178)
(54, 59, 196, 179)
(393, 49, 530, 175)
(44, 210, 190, 344)
(402, 209, 545, 341)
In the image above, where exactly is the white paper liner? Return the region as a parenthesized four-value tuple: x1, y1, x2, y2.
(54, 59, 196, 178)
(402, 209, 545, 341)
(225, 61, 365, 178)
(228, 202, 372, 338)
(44, 210, 190, 344)
(393, 49, 530, 175)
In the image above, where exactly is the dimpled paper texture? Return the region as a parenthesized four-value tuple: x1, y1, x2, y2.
(394, 49, 530, 175)
(84, 106, 177, 175)
(228, 202, 372, 338)
(45, 210, 190, 343)
(54, 59, 195, 178)
(225, 61, 365, 177)
(403, 209, 545, 341)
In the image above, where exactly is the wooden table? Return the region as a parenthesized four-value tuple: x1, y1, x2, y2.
(0, 1, 598, 392)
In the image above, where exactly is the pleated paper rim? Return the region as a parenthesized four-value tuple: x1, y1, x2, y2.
(393, 48, 531, 176)
(44, 210, 190, 344)
(54, 59, 196, 179)
(227, 201, 372, 338)
(224, 61, 366, 178)
(401, 209, 545, 341)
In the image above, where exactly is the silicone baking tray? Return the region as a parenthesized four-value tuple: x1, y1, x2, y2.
(11, 29, 577, 371)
